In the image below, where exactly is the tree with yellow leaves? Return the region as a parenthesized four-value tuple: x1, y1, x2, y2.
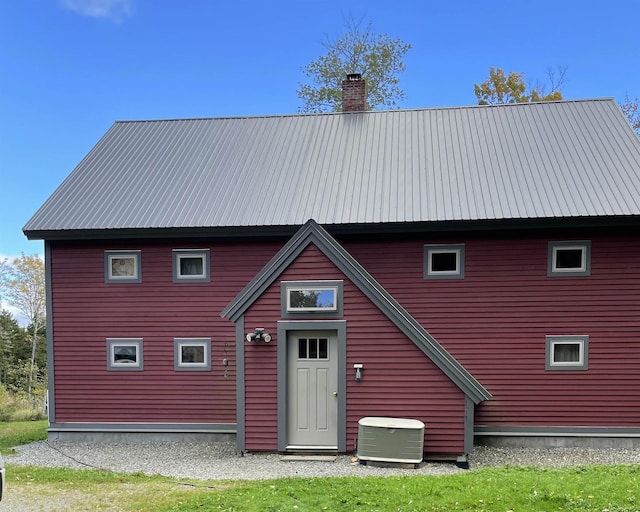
(474, 66, 567, 105)
(0, 254, 45, 409)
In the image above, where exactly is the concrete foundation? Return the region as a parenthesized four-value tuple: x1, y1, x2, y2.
(475, 435, 640, 449)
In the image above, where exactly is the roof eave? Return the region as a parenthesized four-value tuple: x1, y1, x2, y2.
(23, 215, 640, 243)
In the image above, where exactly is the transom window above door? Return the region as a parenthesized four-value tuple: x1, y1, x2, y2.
(281, 280, 344, 318)
(298, 337, 329, 360)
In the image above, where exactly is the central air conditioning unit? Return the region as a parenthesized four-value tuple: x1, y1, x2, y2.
(357, 416, 425, 464)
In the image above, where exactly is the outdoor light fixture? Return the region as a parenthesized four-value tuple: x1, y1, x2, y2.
(246, 328, 272, 343)
(354, 363, 364, 381)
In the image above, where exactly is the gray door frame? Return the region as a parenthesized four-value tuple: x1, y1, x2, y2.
(277, 320, 347, 452)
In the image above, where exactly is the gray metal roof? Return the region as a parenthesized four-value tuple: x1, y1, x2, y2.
(24, 98, 640, 238)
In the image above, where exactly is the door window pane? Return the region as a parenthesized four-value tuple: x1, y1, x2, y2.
(298, 337, 329, 360)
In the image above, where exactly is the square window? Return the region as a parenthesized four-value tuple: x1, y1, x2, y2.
(107, 338, 143, 371)
(174, 338, 211, 371)
(424, 244, 465, 279)
(548, 241, 591, 276)
(173, 249, 210, 282)
(546, 335, 588, 370)
(281, 281, 343, 318)
(105, 251, 141, 283)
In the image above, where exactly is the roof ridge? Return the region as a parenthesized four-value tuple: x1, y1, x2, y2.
(112, 98, 617, 124)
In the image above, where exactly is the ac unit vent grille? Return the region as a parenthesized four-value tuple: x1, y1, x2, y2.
(357, 417, 425, 464)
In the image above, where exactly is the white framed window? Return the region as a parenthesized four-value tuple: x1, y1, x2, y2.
(174, 338, 211, 371)
(281, 280, 343, 317)
(173, 249, 210, 282)
(424, 244, 465, 279)
(548, 241, 591, 276)
(107, 338, 143, 371)
(105, 251, 141, 283)
(546, 335, 588, 370)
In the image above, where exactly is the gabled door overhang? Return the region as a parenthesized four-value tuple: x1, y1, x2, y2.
(221, 219, 491, 453)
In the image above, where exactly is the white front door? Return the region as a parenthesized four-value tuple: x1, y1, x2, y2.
(287, 331, 338, 449)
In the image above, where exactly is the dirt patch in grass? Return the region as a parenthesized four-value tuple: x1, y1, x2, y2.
(1, 480, 208, 511)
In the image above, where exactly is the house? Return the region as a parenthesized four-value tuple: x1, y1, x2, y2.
(23, 76, 640, 463)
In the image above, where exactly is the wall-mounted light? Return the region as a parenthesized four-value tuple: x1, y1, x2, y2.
(354, 363, 364, 381)
(246, 328, 272, 343)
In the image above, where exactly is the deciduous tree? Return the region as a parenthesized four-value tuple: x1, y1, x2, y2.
(619, 94, 640, 135)
(474, 66, 567, 105)
(1, 254, 46, 408)
(297, 19, 411, 113)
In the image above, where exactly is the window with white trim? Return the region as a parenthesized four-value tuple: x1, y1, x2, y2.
(546, 335, 588, 370)
(173, 249, 210, 282)
(107, 338, 143, 370)
(548, 241, 591, 276)
(105, 251, 141, 283)
(281, 280, 343, 317)
(174, 338, 211, 371)
(424, 244, 465, 279)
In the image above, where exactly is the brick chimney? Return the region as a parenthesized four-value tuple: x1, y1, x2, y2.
(342, 73, 366, 112)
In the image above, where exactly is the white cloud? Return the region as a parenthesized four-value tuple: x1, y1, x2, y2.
(60, 0, 134, 22)
(1, 303, 29, 327)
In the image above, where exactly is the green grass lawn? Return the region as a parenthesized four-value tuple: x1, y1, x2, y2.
(0, 419, 48, 454)
(6, 464, 640, 512)
(2, 421, 639, 511)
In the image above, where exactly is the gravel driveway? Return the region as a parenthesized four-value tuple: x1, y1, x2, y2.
(7, 440, 640, 479)
(3, 441, 640, 511)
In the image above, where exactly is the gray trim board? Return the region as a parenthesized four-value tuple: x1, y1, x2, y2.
(222, 219, 490, 404)
(277, 320, 347, 452)
(464, 396, 475, 455)
(45, 241, 55, 424)
(235, 318, 246, 454)
(475, 426, 640, 437)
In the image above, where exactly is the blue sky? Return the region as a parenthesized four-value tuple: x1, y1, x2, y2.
(1, 0, 639, 259)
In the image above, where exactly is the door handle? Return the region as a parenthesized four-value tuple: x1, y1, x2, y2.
(333, 391, 338, 397)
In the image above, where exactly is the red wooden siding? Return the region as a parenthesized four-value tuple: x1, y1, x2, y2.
(243, 245, 466, 454)
(50, 240, 281, 424)
(50, 230, 640, 446)
(345, 234, 640, 428)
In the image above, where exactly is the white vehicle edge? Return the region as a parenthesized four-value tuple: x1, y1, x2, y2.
(0, 452, 5, 501)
